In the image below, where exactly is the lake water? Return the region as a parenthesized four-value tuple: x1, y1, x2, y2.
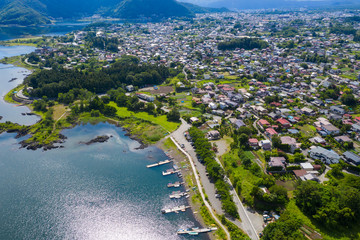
(0, 122, 207, 240)
(0, 22, 90, 41)
(0, 24, 208, 240)
(0, 45, 40, 125)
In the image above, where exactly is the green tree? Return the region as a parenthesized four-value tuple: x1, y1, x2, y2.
(167, 108, 180, 122)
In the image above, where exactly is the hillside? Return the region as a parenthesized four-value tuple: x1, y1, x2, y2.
(180, 2, 230, 13)
(112, 0, 193, 19)
(0, 0, 201, 25)
(0, 0, 50, 26)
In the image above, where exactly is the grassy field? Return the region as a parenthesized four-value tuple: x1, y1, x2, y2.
(222, 149, 262, 204)
(52, 104, 69, 120)
(0, 37, 42, 47)
(299, 124, 317, 137)
(0, 55, 38, 70)
(109, 101, 180, 132)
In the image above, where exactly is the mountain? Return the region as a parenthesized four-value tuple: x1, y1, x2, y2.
(181, 0, 360, 10)
(0, 0, 200, 26)
(113, 0, 193, 19)
(180, 2, 230, 14)
(0, 0, 50, 26)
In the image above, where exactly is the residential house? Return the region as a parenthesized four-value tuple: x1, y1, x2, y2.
(300, 162, 314, 171)
(249, 138, 259, 149)
(301, 107, 316, 116)
(260, 140, 272, 150)
(330, 105, 345, 115)
(258, 119, 270, 129)
(334, 135, 352, 143)
(280, 136, 300, 153)
(268, 157, 286, 170)
(232, 119, 246, 129)
(207, 130, 220, 140)
(190, 117, 200, 123)
(308, 146, 340, 164)
(343, 151, 360, 166)
(265, 128, 278, 139)
(321, 124, 340, 136)
(277, 118, 291, 128)
(126, 85, 135, 92)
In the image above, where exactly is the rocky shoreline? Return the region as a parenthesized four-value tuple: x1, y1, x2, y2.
(124, 130, 148, 150)
(80, 135, 112, 145)
(19, 133, 67, 151)
(1, 120, 150, 151)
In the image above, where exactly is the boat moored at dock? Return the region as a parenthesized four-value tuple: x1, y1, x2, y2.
(161, 205, 190, 214)
(167, 181, 184, 188)
(176, 227, 218, 235)
(169, 191, 189, 199)
(162, 168, 180, 176)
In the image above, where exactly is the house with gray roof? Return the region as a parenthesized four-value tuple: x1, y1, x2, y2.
(343, 151, 360, 166)
(308, 146, 340, 164)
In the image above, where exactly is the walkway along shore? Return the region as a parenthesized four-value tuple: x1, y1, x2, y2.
(169, 136, 231, 240)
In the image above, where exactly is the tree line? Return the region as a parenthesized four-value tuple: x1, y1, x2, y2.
(188, 127, 239, 218)
(26, 56, 172, 98)
(218, 37, 269, 51)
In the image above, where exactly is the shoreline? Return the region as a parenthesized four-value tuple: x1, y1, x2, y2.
(156, 137, 216, 240)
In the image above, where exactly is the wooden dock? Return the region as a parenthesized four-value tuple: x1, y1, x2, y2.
(162, 168, 180, 176)
(177, 227, 218, 235)
(161, 205, 190, 214)
(167, 181, 184, 188)
(169, 191, 189, 199)
(146, 159, 171, 168)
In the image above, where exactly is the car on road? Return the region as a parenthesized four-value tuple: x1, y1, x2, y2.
(181, 144, 185, 148)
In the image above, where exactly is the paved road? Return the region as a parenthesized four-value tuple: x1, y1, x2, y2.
(170, 136, 231, 240)
(172, 119, 262, 240)
(172, 119, 224, 214)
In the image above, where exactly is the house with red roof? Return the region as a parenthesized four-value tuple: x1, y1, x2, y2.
(265, 128, 278, 139)
(258, 119, 270, 129)
(276, 118, 291, 128)
(249, 138, 259, 149)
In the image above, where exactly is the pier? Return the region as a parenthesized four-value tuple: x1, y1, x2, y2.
(169, 191, 189, 199)
(161, 205, 190, 214)
(146, 159, 172, 168)
(162, 168, 180, 176)
(177, 227, 218, 235)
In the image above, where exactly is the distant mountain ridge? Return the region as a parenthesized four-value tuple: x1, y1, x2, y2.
(0, 0, 230, 26)
(181, 0, 360, 10)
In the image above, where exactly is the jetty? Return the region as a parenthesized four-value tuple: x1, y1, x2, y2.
(167, 181, 184, 188)
(146, 159, 171, 168)
(161, 205, 190, 214)
(169, 191, 189, 199)
(162, 168, 180, 176)
(177, 227, 218, 235)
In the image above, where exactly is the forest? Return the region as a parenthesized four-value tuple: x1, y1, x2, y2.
(26, 56, 172, 98)
(217, 37, 269, 51)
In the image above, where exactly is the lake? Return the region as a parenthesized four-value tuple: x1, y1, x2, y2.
(0, 45, 40, 125)
(0, 24, 208, 239)
(0, 123, 207, 240)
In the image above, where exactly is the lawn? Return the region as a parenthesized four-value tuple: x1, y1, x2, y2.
(109, 101, 180, 132)
(52, 104, 68, 120)
(299, 124, 317, 137)
(222, 149, 262, 204)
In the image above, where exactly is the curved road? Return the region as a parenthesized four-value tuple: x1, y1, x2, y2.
(171, 119, 261, 240)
